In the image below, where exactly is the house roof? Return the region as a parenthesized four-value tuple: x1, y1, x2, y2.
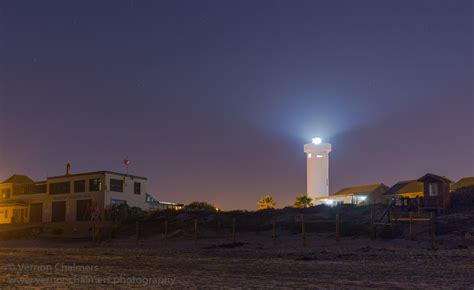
(332, 183, 387, 197)
(1, 174, 34, 184)
(417, 173, 452, 184)
(47, 171, 147, 180)
(384, 180, 424, 196)
(453, 177, 474, 191)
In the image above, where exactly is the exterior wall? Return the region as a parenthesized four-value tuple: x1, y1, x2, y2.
(304, 142, 332, 199)
(316, 195, 353, 206)
(47, 172, 106, 222)
(422, 181, 451, 208)
(0, 204, 30, 224)
(370, 186, 390, 204)
(104, 173, 147, 209)
(316, 185, 388, 206)
(0, 171, 148, 224)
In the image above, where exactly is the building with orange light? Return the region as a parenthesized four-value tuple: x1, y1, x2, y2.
(0, 169, 149, 224)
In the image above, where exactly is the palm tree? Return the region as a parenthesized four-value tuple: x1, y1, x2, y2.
(294, 194, 313, 208)
(258, 195, 276, 210)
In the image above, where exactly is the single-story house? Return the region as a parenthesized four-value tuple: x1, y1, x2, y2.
(316, 183, 389, 206)
(452, 177, 474, 191)
(417, 173, 452, 209)
(383, 179, 424, 204)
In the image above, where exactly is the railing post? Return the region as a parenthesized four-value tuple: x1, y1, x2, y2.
(301, 214, 306, 247)
(232, 217, 236, 243)
(389, 210, 394, 237)
(430, 212, 436, 249)
(92, 222, 95, 242)
(370, 209, 375, 240)
(108, 222, 112, 242)
(194, 219, 198, 244)
(135, 221, 140, 247)
(336, 213, 340, 242)
(272, 216, 276, 246)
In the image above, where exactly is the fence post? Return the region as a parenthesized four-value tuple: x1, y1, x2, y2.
(91, 222, 95, 242)
(194, 219, 198, 244)
(108, 222, 112, 242)
(409, 212, 414, 240)
(336, 213, 340, 242)
(164, 220, 168, 239)
(272, 216, 276, 246)
(135, 221, 140, 247)
(232, 217, 236, 243)
(370, 209, 375, 240)
(430, 212, 436, 249)
(301, 214, 306, 247)
(389, 210, 394, 237)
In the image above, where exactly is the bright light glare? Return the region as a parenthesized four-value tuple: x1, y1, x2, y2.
(359, 196, 367, 201)
(323, 199, 334, 206)
(316, 154, 323, 158)
(312, 137, 322, 145)
(307, 153, 312, 158)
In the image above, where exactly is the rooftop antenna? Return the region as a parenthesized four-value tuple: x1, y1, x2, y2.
(123, 156, 130, 175)
(66, 162, 71, 176)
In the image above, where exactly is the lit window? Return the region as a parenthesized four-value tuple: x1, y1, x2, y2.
(429, 183, 439, 196)
(111, 199, 127, 205)
(316, 154, 323, 158)
(307, 153, 312, 158)
(89, 178, 102, 192)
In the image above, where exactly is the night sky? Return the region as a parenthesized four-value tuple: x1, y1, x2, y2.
(0, 0, 472, 210)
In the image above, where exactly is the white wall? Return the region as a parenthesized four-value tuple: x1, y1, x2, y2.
(304, 142, 332, 199)
(104, 173, 147, 209)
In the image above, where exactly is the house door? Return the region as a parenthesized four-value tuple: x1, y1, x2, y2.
(52, 201, 66, 222)
(30, 203, 43, 223)
(76, 199, 92, 221)
(12, 209, 21, 223)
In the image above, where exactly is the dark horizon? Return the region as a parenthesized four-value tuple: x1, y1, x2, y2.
(1, 0, 472, 210)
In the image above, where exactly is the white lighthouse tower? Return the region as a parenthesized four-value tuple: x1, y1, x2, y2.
(304, 137, 332, 199)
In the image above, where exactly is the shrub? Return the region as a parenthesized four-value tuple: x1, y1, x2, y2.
(452, 185, 474, 208)
(184, 201, 217, 212)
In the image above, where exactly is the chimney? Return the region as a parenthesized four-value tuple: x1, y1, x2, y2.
(66, 162, 71, 175)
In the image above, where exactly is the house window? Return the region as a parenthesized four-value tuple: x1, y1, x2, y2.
(134, 182, 141, 195)
(429, 183, 439, 196)
(110, 179, 124, 192)
(49, 182, 71, 195)
(74, 180, 86, 193)
(34, 184, 47, 194)
(89, 178, 102, 192)
(2, 189, 11, 199)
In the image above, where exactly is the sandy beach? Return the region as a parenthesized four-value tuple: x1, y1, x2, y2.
(0, 232, 473, 288)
